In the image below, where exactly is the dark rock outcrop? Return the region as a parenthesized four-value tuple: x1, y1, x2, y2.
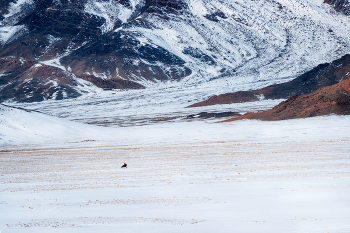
(79, 75, 144, 90)
(61, 32, 191, 83)
(187, 111, 240, 119)
(324, 0, 350, 15)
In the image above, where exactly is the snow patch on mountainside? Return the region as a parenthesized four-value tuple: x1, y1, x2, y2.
(40, 58, 67, 71)
(2, 0, 34, 19)
(84, 0, 145, 33)
(0, 0, 34, 44)
(0, 25, 27, 44)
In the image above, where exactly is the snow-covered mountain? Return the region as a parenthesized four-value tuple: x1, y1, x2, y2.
(1, 0, 350, 104)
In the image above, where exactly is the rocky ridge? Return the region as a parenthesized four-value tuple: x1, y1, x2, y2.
(224, 76, 350, 121)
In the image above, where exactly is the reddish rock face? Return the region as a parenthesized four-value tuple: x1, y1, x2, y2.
(225, 76, 350, 121)
(187, 91, 260, 108)
(0, 62, 81, 102)
(12, 64, 81, 102)
(0, 57, 35, 76)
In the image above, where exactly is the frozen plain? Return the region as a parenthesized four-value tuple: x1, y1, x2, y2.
(1, 107, 350, 233)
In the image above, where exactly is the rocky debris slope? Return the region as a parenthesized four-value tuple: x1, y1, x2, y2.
(224, 76, 350, 121)
(188, 54, 350, 107)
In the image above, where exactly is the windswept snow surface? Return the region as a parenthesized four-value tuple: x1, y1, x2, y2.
(1, 110, 350, 232)
(2, 104, 350, 147)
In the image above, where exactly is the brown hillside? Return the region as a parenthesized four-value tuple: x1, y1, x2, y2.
(188, 54, 350, 108)
(187, 91, 259, 108)
(224, 76, 350, 121)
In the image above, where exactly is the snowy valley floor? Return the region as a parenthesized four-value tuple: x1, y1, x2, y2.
(1, 116, 350, 233)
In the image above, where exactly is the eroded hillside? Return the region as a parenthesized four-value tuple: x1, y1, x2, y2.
(1, 0, 350, 103)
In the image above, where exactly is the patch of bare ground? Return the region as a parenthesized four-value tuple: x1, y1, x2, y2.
(223, 76, 350, 122)
(83, 113, 240, 127)
(186, 111, 240, 119)
(85, 116, 181, 127)
(5, 217, 201, 228)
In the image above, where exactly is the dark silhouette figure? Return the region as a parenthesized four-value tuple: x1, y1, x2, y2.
(121, 163, 127, 168)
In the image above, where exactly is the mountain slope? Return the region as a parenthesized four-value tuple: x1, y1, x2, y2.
(224, 75, 350, 121)
(1, 0, 350, 103)
(188, 54, 350, 107)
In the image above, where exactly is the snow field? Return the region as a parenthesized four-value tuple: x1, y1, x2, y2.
(1, 105, 350, 232)
(1, 0, 350, 231)
(2, 101, 350, 147)
(1, 138, 350, 233)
